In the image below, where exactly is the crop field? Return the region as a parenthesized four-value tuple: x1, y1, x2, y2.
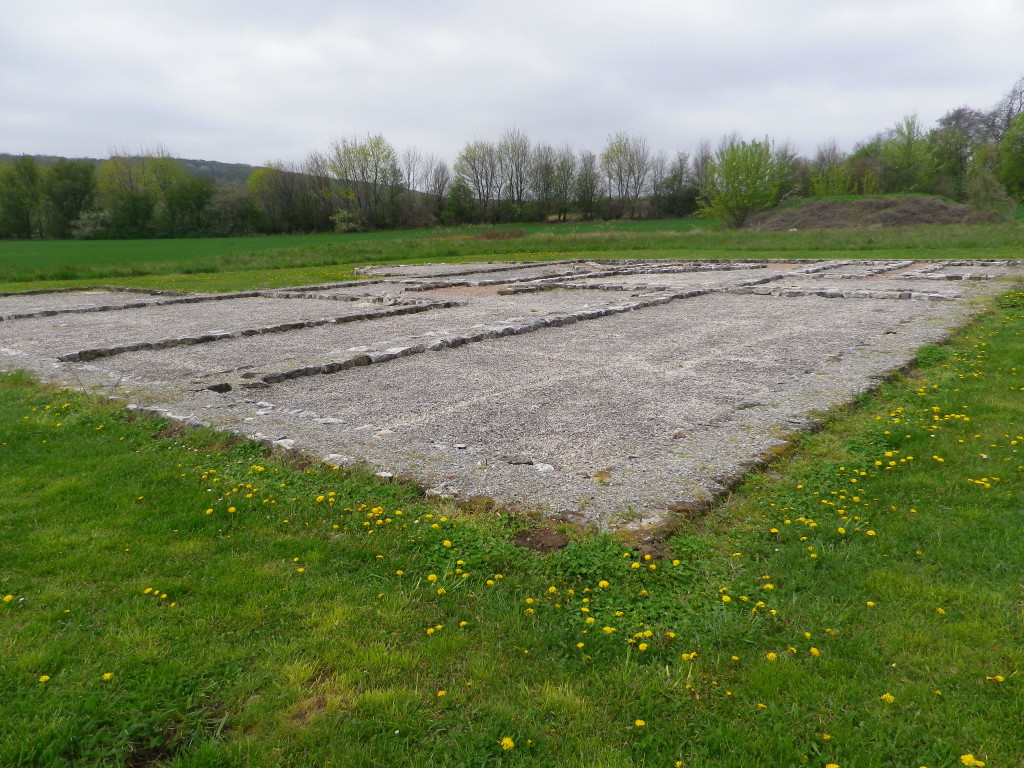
(1, 221, 1023, 767)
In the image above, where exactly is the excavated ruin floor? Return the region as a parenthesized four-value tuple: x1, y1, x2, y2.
(2, 258, 1021, 530)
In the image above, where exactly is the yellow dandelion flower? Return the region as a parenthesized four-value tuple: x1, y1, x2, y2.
(501, 737, 515, 750)
(880, 692, 895, 704)
(756, 703, 768, 710)
(765, 652, 778, 661)
(598, 580, 610, 589)
(443, 540, 452, 548)
(866, 601, 876, 608)
(102, 672, 114, 681)
(427, 574, 437, 582)
(638, 643, 649, 651)
(721, 595, 732, 603)
(960, 755, 985, 767)
(634, 719, 646, 727)
(2, 594, 13, 602)
(39, 675, 50, 683)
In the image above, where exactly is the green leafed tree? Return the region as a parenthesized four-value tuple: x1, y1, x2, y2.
(41, 159, 96, 238)
(96, 152, 158, 238)
(997, 113, 1024, 202)
(929, 107, 989, 201)
(698, 136, 789, 227)
(878, 114, 934, 193)
(0, 156, 43, 238)
(809, 140, 853, 197)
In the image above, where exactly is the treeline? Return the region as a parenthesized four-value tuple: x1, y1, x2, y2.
(2, 76, 1023, 239)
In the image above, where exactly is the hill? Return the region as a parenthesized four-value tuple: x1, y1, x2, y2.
(0, 153, 260, 185)
(745, 195, 1007, 230)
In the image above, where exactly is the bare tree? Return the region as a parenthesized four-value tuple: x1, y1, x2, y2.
(551, 146, 577, 221)
(528, 142, 557, 220)
(424, 155, 451, 220)
(646, 150, 668, 217)
(692, 139, 714, 197)
(301, 150, 335, 231)
(498, 128, 531, 216)
(652, 151, 699, 218)
(329, 133, 402, 228)
(987, 75, 1024, 141)
(600, 132, 653, 217)
(574, 149, 601, 220)
(401, 147, 424, 193)
(454, 139, 501, 221)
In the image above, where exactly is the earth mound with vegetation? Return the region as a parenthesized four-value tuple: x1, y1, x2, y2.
(746, 195, 1006, 230)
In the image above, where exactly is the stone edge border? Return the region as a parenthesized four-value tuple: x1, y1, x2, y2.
(56, 300, 464, 363)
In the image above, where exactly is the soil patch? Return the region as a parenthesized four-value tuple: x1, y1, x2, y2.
(746, 196, 1005, 231)
(513, 528, 570, 552)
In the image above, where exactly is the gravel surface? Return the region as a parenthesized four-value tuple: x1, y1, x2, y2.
(2, 258, 1021, 531)
(0, 289, 172, 316)
(0, 296, 382, 358)
(79, 289, 640, 386)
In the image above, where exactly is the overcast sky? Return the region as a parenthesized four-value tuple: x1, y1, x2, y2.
(3, 0, 1022, 167)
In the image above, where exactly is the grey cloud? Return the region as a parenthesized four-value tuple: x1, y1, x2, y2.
(1, 0, 1022, 165)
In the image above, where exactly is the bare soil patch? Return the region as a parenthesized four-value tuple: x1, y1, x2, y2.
(512, 528, 570, 552)
(746, 196, 1005, 231)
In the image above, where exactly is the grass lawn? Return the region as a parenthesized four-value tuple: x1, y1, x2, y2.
(1, 256, 1022, 767)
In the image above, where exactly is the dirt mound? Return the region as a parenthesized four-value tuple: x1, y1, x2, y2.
(746, 196, 1005, 230)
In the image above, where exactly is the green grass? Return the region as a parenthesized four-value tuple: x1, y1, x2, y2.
(2, 277, 1023, 766)
(2, 217, 1022, 292)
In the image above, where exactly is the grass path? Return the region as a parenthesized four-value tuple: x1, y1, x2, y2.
(1, 289, 1023, 766)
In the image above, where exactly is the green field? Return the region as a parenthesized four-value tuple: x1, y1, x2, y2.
(2, 217, 1023, 294)
(1, 225, 1023, 766)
